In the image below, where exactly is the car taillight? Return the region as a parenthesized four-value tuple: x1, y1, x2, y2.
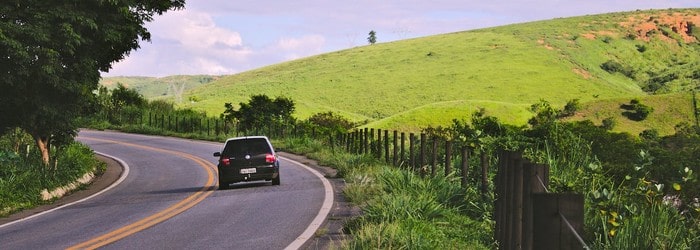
(265, 154, 276, 163)
(221, 158, 230, 166)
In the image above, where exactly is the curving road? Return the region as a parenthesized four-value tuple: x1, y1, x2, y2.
(0, 130, 332, 249)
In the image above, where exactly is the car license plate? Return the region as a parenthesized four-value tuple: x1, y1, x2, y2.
(240, 168, 256, 174)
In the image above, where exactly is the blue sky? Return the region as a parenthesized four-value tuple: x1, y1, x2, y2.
(102, 0, 699, 77)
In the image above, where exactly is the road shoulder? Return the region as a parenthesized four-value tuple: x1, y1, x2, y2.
(278, 152, 362, 250)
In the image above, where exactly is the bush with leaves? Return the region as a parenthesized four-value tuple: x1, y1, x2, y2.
(306, 111, 355, 134)
(221, 94, 296, 132)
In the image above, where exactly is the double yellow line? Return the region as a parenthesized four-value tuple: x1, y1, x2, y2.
(69, 137, 217, 249)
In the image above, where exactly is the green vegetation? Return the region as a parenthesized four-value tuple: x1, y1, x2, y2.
(1, 0, 185, 166)
(0, 129, 103, 217)
(100, 75, 221, 100)
(165, 9, 699, 136)
(275, 137, 493, 249)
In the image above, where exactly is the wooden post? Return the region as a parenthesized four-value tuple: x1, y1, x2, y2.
(512, 154, 524, 250)
(532, 193, 584, 250)
(374, 129, 382, 160)
(460, 147, 469, 188)
(363, 128, 369, 155)
(409, 133, 415, 171)
(444, 140, 452, 176)
(384, 130, 389, 163)
(481, 150, 489, 201)
(393, 130, 398, 166)
(431, 136, 438, 177)
(400, 132, 406, 168)
(419, 133, 426, 176)
(495, 150, 509, 246)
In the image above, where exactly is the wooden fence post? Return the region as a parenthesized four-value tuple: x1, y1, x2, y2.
(393, 130, 398, 166)
(460, 147, 469, 188)
(400, 132, 406, 168)
(444, 140, 452, 176)
(363, 128, 369, 155)
(419, 133, 426, 176)
(372, 129, 382, 160)
(481, 150, 489, 201)
(431, 136, 438, 177)
(532, 193, 584, 249)
(384, 130, 390, 163)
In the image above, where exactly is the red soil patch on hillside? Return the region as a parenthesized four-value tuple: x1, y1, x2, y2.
(619, 11, 700, 43)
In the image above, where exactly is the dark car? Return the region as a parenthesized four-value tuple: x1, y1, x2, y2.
(213, 136, 280, 189)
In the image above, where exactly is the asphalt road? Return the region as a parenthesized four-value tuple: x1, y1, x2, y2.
(0, 130, 332, 249)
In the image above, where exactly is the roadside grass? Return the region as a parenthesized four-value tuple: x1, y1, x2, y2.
(275, 136, 494, 249)
(0, 135, 103, 217)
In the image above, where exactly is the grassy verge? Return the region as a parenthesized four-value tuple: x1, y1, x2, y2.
(0, 139, 104, 217)
(275, 136, 495, 249)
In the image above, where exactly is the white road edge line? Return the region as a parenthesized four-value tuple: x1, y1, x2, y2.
(281, 156, 335, 250)
(0, 151, 130, 229)
(79, 130, 336, 249)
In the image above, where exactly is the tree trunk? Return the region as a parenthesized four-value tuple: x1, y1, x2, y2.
(33, 135, 50, 166)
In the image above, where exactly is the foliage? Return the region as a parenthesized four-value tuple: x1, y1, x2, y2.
(111, 83, 147, 108)
(1, 130, 101, 217)
(560, 99, 581, 117)
(221, 94, 296, 131)
(528, 100, 559, 128)
(622, 99, 654, 121)
(600, 60, 635, 78)
(306, 111, 355, 134)
(0, 0, 184, 165)
(601, 117, 616, 130)
(277, 136, 493, 249)
(367, 30, 377, 45)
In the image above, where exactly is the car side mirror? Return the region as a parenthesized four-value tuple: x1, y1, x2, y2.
(213, 152, 221, 157)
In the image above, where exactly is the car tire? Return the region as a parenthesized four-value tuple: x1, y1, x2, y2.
(272, 175, 280, 185)
(219, 178, 229, 190)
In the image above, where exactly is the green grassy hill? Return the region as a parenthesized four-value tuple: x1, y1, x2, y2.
(100, 75, 222, 100)
(169, 9, 699, 135)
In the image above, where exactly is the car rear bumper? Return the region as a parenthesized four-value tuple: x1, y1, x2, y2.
(218, 165, 279, 183)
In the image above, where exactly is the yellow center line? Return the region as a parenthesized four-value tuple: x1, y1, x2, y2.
(67, 137, 217, 250)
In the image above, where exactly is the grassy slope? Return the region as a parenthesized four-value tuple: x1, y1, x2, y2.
(100, 75, 222, 99)
(171, 9, 699, 134)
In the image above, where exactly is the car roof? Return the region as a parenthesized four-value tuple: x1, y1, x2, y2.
(223, 136, 270, 144)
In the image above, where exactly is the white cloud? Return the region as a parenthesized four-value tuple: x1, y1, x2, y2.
(103, 8, 253, 77)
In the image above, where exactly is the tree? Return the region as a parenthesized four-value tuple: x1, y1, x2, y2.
(111, 83, 147, 108)
(559, 99, 580, 118)
(221, 95, 296, 131)
(307, 111, 354, 133)
(367, 30, 377, 45)
(0, 1, 185, 165)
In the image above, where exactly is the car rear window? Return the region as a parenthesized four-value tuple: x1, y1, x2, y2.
(221, 138, 272, 157)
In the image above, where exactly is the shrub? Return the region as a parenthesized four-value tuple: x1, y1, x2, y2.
(601, 60, 635, 78)
(602, 117, 616, 130)
(559, 99, 581, 117)
(306, 111, 355, 134)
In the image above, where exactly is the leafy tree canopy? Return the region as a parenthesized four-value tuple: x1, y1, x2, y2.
(221, 94, 296, 131)
(0, 0, 185, 165)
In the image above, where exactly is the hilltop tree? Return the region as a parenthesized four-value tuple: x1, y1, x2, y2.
(368, 30, 377, 44)
(0, 0, 185, 165)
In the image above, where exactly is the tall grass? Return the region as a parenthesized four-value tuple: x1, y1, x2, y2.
(0, 135, 102, 217)
(277, 136, 494, 249)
